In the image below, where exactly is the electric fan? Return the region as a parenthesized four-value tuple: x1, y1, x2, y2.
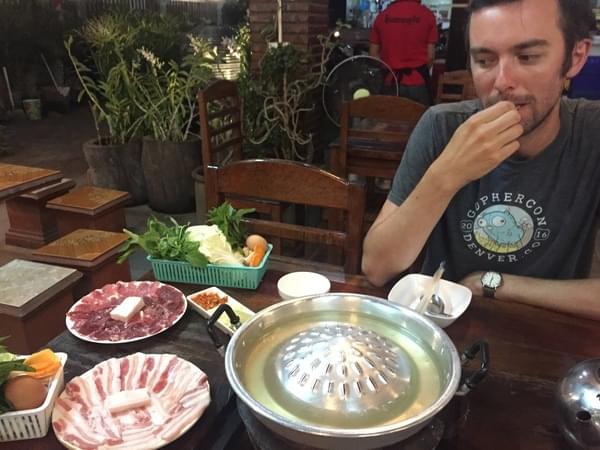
(322, 55, 399, 127)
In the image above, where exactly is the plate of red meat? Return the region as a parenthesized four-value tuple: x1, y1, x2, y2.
(52, 353, 210, 449)
(66, 281, 187, 344)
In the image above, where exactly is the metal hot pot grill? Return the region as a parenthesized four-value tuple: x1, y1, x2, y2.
(208, 293, 489, 450)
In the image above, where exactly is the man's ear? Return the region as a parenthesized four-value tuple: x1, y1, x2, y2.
(565, 39, 592, 79)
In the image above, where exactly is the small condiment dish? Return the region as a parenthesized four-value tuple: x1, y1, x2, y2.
(277, 271, 331, 300)
(387, 273, 472, 328)
(187, 286, 254, 335)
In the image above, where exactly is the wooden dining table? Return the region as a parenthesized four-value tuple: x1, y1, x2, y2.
(9, 260, 598, 450)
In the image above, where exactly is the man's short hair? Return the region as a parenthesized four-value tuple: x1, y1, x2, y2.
(467, 0, 597, 75)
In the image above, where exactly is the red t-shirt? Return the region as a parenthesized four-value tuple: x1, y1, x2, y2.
(369, 0, 438, 85)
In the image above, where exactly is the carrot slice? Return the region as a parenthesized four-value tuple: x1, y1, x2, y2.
(24, 349, 61, 379)
(247, 243, 266, 267)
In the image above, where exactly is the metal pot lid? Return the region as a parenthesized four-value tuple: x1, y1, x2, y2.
(276, 323, 413, 413)
(225, 293, 461, 437)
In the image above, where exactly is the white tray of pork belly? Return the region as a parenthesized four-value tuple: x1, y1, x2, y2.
(66, 281, 187, 344)
(52, 353, 210, 450)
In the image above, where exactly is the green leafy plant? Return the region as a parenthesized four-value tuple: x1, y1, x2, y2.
(118, 217, 208, 267)
(132, 35, 217, 143)
(65, 12, 193, 145)
(0, 337, 34, 414)
(66, 35, 144, 145)
(207, 202, 255, 250)
(242, 25, 346, 161)
(77, 12, 183, 82)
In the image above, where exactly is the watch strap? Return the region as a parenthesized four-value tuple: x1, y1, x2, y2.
(482, 285, 496, 298)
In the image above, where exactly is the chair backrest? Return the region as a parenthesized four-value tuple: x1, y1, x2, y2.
(341, 95, 427, 145)
(332, 95, 426, 180)
(197, 80, 244, 176)
(435, 70, 477, 104)
(205, 159, 366, 273)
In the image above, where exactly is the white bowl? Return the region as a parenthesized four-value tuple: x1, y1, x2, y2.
(387, 273, 472, 328)
(277, 272, 331, 300)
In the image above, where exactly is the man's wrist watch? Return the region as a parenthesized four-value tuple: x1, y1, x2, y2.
(481, 271, 503, 298)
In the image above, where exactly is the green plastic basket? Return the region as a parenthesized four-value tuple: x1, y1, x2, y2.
(148, 244, 272, 290)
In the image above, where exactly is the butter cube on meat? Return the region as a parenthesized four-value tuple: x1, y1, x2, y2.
(110, 296, 145, 322)
(106, 388, 151, 414)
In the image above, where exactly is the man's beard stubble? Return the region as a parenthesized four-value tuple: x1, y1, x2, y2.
(484, 92, 561, 136)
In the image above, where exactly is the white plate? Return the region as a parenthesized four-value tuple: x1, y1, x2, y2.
(66, 281, 187, 344)
(52, 353, 210, 450)
(387, 273, 472, 328)
(187, 287, 254, 335)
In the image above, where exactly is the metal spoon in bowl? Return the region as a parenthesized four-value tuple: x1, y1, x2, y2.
(426, 293, 452, 317)
(416, 261, 446, 314)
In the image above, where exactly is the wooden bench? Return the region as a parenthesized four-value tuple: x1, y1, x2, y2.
(5, 178, 76, 248)
(0, 259, 82, 354)
(31, 229, 131, 300)
(46, 186, 131, 236)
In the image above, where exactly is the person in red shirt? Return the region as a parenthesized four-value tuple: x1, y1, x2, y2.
(369, 0, 438, 105)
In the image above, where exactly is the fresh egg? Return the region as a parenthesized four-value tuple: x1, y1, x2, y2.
(246, 234, 267, 250)
(3, 376, 48, 411)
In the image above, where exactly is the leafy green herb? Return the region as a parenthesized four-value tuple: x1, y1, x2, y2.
(0, 337, 34, 414)
(207, 202, 255, 250)
(118, 217, 208, 267)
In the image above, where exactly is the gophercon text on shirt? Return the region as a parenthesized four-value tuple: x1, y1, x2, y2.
(460, 192, 550, 263)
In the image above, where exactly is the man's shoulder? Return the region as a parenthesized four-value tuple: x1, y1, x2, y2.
(561, 97, 600, 131)
(416, 4, 436, 18)
(562, 96, 600, 116)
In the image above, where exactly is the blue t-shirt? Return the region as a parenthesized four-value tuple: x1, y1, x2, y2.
(388, 97, 600, 281)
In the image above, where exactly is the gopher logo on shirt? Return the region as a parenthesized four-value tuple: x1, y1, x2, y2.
(460, 193, 550, 262)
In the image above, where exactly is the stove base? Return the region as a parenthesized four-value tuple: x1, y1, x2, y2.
(237, 398, 448, 450)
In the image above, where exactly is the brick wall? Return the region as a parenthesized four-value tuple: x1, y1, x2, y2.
(249, 0, 328, 70)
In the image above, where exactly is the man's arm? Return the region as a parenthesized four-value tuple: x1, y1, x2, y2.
(427, 43, 435, 68)
(362, 101, 523, 286)
(460, 272, 600, 320)
(369, 43, 381, 59)
(362, 175, 455, 286)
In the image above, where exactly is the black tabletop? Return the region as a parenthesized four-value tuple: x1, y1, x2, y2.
(31, 312, 235, 450)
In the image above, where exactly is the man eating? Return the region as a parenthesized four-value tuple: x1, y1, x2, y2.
(362, 0, 600, 319)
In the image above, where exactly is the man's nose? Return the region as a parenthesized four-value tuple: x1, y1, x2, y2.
(493, 58, 517, 93)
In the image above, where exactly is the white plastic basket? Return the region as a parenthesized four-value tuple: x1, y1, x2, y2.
(0, 352, 67, 441)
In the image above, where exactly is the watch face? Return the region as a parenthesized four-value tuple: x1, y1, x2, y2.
(482, 271, 502, 288)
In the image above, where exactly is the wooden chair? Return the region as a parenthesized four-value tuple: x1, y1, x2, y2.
(198, 80, 283, 252)
(329, 95, 426, 240)
(197, 79, 243, 175)
(205, 159, 366, 274)
(435, 70, 477, 104)
(330, 95, 427, 180)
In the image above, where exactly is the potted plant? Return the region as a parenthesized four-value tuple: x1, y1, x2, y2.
(132, 35, 216, 213)
(65, 12, 184, 205)
(241, 26, 343, 163)
(67, 34, 147, 204)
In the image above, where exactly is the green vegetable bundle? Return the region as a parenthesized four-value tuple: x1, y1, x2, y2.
(118, 217, 208, 267)
(0, 337, 34, 414)
(118, 202, 255, 266)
